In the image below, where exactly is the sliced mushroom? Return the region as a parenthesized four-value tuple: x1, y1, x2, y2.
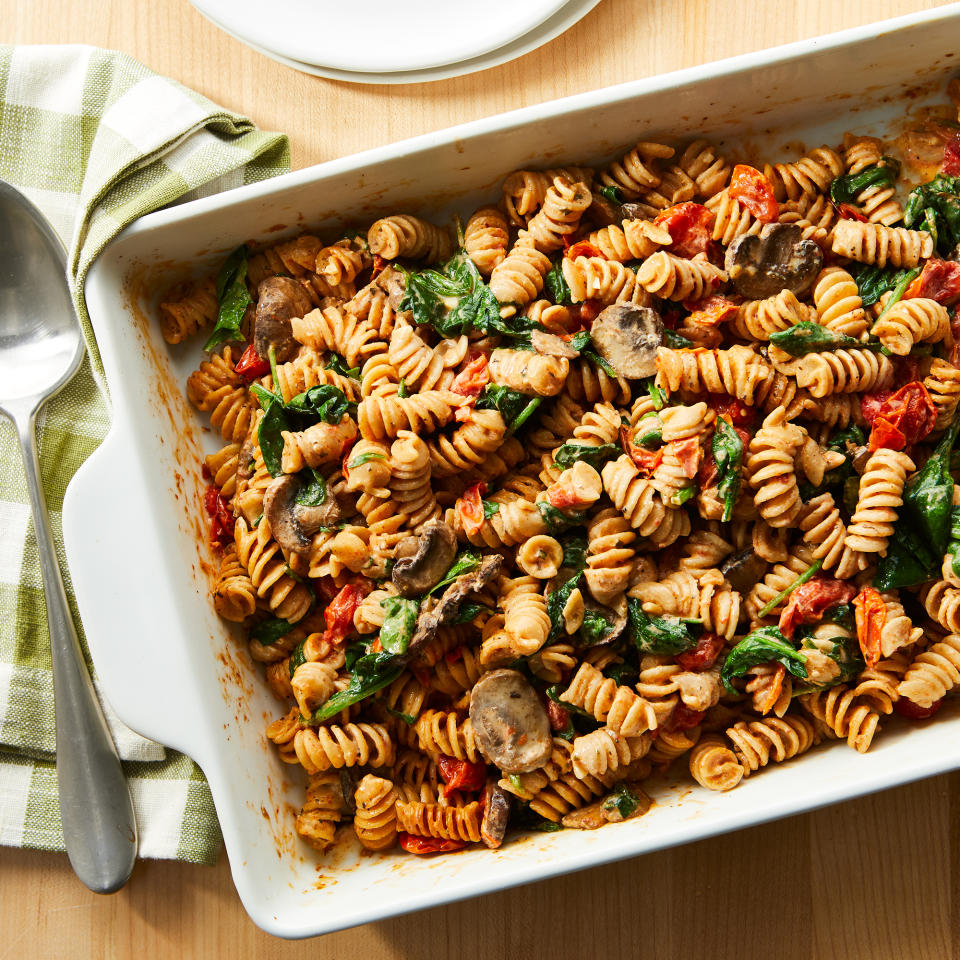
(469, 669, 552, 774)
(253, 276, 313, 362)
(405, 554, 503, 657)
(480, 780, 512, 849)
(236, 428, 257, 485)
(588, 304, 663, 379)
(531, 329, 579, 359)
(724, 222, 823, 300)
(720, 546, 768, 595)
(850, 445, 873, 476)
(391, 521, 458, 597)
(585, 194, 622, 229)
(374, 264, 407, 309)
(621, 201, 660, 222)
(262, 473, 340, 556)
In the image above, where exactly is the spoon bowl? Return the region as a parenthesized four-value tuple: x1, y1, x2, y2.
(0, 178, 137, 893)
(0, 181, 84, 411)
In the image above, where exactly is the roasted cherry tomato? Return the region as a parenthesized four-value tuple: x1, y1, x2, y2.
(778, 579, 857, 638)
(233, 344, 270, 383)
(836, 203, 869, 222)
(894, 697, 945, 720)
(903, 258, 960, 306)
(436, 755, 487, 798)
(370, 254, 387, 280)
(546, 697, 571, 733)
(456, 482, 488, 537)
(620, 425, 664, 477)
(664, 703, 705, 732)
(675, 633, 725, 672)
(322, 583, 366, 646)
(705, 393, 756, 429)
(671, 437, 702, 479)
(682, 294, 739, 327)
(864, 381, 937, 451)
(398, 833, 468, 855)
(942, 133, 960, 176)
(728, 165, 779, 222)
(450, 354, 490, 399)
(654, 202, 716, 258)
(565, 240, 606, 260)
(203, 484, 234, 547)
(854, 586, 887, 668)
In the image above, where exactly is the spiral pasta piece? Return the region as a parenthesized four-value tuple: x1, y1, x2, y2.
(212, 545, 256, 623)
(746, 406, 805, 528)
(489, 232, 553, 306)
(585, 508, 637, 604)
(234, 516, 313, 623)
(726, 714, 819, 771)
(744, 546, 815, 622)
(462, 206, 510, 275)
(600, 455, 673, 538)
(831, 219, 934, 268)
(159, 275, 218, 344)
(844, 448, 914, 555)
(923, 358, 960, 430)
(367, 214, 452, 263)
(798, 493, 847, 571)
(812, 267, 869, 338)
(871, 297, 950, 355)
(897, 633, 960, 709)
(290, 305, 386, 370)
(678, 139, 731, 199)
(586, 219, 672, 262)
(500, 166, 593, 224)
(559, 662, 657, 737)
(186, 347, 256, 443)
(764, 145, 843, 202)
(571, 728, 653, 779)
(732, 290, 811, 341)
(923, 580, 960, 634)
(295, 772, 345, 852)
(499, 575, 551, 658)
(415, 710, 482, 763)
(357, 390, 461, 441)
(636, 251, 727, 301)
(598, 140, 673, 199)
(561, 256, 647, 305)
(781, 348, 894, 398)
(293, 722, 395, 773)
(705, 189, 761, 245)
(428, 409, 507, 478)
(655, 345, 771, 405)
(315, 238, 370, 286)
(798, 687, 878, 753)
(525, 176, 592, 252)
(688, 734, 744, 791)
(843, 136, 904, 225)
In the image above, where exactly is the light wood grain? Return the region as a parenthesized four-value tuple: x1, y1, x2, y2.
(3, 0, 958, 954)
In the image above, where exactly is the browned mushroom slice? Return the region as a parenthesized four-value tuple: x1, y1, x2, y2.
(236, 428, 257, 485)
(720, 546, 768, 595)
(531, 329, 580, 359)
(406, 554, 503, 656)
(588, 304, 663, 379)
(391, 521, 459, 597)
(480, 780, 512, 849)
(469, 669, 552, 774)
(253, 276, 313, 362)
(724, 222, 823, 300)
(585, 194, 621, 229)
(263, 473, 341, 556)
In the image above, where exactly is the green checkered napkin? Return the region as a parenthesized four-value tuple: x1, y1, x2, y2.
(0, 44, 290, 864)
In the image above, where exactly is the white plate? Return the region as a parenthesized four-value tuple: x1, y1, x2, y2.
(190, 0, 573, 74)
(195, 0, 602, 84)
(69, 4, 960, 939)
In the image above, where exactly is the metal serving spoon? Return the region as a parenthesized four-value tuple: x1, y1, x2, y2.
(0, 180, 137, 892)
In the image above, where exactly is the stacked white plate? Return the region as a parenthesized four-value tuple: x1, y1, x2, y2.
(189, 0, 602, 83)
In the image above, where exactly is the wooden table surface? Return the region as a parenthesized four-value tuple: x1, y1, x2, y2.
(5, 0, 959, 955)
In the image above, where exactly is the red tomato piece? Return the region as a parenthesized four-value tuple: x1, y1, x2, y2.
(398, 833, 468, 855)
(203, 484, 234, 547)
(436, 755, 487, 798)
(675, 633, 725, 672)
(894, 697, 945, 720)
(445, 645, 464, 664)
(456, 482, 488, 537)
(836, 203, 869, 223)
(942, 133, 960, 176)
(233, 344, 270, 383)
(728, 165, 779, 223)
(566, 240, 606, 260)
(370, 254, 386, 280)
(654, 202, 716, 259)
(620, 426, 664, 478)
(903, 258, 960, 306)
(450, 354, 490, 399)
(778, 579, 857, 638)
(546, 484, 583, 510)
(338, 434, 358, 480)
(704, 393, 755, 429)
(664, 703, 705, 732)
(671, 437, 702, 479)
(322, 583, 366, 646)
(682, 295, 739, 326)
(865, 382, 937, 451)
(859, 390, 893, 424)
(854, 586, 887, 668)
(546, 698, 571, 733)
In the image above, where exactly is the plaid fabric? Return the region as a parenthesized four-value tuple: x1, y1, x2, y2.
(0, 44, 290, 864)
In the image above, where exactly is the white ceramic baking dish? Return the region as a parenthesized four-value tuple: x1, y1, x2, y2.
(66, 4, 960, 938)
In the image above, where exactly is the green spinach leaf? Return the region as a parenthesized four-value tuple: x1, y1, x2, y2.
(628, 600, 698, 655)
(829, 157, 900, 205)
(325, 354, 360, 379)
(713, 416, 744, 522)
(295, 468, 327, 507)
(769, 321, 875, 356)
(204, 244, 252, 351)
(602, 782, 640, 819)
(545, 255, 573, 306)
(553, 442, 620, 470)
(537, 501, 587, 536)
(379, 597, 420, 655)
(252, 617, 294, 646)
(720, 626, 808, 695)
(904, 174, 960, 255)
(313, 651, 403, 722)
(429, 549, 481, 595)
(546, 573, 584, 642)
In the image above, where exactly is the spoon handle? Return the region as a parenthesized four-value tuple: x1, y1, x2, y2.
(16, 411, 138, 893)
